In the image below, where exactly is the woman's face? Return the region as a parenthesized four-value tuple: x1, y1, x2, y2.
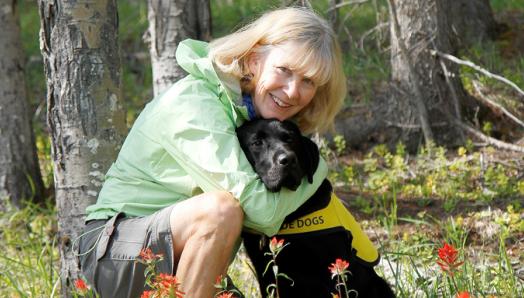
(248, 43, 317, 121)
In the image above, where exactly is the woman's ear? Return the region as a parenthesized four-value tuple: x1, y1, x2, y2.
(247, 52, 260, 75)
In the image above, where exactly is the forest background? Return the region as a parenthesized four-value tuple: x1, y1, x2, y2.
(0, 0, 523, 297)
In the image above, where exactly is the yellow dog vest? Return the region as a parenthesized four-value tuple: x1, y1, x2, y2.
(277, 193, 379, 265)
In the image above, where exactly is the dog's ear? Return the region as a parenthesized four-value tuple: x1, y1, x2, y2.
(300, 136, 320, 183)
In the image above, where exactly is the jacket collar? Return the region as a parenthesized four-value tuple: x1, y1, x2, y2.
(176, 39, 249, 122)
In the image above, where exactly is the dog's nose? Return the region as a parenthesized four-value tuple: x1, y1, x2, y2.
(277, 153, 291, 166)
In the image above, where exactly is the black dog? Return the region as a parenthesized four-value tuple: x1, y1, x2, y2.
(237, 119, 395, 298)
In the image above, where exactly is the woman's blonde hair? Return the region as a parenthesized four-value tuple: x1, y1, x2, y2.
(209, 7, 346, 134)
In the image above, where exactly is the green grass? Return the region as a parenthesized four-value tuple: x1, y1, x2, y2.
(227, 141, 524, 297)
(3, 143, 522, 297)
(0, 201, 59, 296)
(491, 0, 524, 12)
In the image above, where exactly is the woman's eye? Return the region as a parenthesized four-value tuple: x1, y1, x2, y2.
(303, 78, 315, 87)
(276, 66, 290, 74)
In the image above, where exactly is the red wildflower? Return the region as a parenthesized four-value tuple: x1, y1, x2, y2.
(215, 275, 223, 286)
(140, 290, 154, 298)
(437, 243, 464, 275)
(328, 258, 350, 277)
(155, 273, 184, 297)
(139, 248, 164, 263)
(74, 278, 89, 295)
(214, 274, 226, 289)
(269, 237, 285, 254)
(216, 292, 235, 298)
(456, 291, 471, 298)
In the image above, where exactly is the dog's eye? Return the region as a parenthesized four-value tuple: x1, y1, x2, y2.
(251, 139, 263, 147)
(282, 134, 293, 143)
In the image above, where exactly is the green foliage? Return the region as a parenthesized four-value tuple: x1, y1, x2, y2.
(313, 133, 524, 297)
(0, 201, 59, 296)
(211, 0, 281, 37)
(334, 142, 521, 207)
(35, 134, 53, 188)
(118, 1, 153, 126)
(491, 0, 524, 11)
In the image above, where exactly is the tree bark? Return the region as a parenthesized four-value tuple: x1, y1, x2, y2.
(146, 0, 211, 96)
(336, 0, 471, 151)
(38, 0, 127, 295)
(387, 0, 434, 145)
(450, 0, 498, 47)
(388, 0, 467, 149)
(335, 0, 499, 151)
(0, 0, 44, 209)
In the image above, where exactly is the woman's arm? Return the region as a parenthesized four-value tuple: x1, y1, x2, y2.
(142, 78, 327, 236)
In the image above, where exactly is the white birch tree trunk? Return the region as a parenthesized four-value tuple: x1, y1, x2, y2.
(147, 0, 211, 96)
(38, 0, 126, 295)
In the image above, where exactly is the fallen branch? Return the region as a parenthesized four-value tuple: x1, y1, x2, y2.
(453, 119, 524, 153)
(359, 22, 389, 52)
(436, 50, 466, 142)
(326, 0, 369, 12)
(472, 80, 524, 129)
(430, 50, 524, 100)
(434, 49, 523, 153)
(384, 120, 448, 129)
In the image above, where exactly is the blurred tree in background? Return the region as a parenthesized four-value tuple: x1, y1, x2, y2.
(0, 0, 44, 210)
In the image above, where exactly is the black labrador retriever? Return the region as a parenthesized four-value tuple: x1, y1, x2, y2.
(237, 119, 395, 298)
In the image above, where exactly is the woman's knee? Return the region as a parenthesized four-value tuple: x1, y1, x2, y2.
(202, 191, 244, 230)
(170, 191, 243, 240)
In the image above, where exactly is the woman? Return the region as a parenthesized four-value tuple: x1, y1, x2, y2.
(78, 7, 346, 297)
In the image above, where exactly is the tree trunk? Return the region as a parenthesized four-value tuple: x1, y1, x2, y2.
(450, 0, 498, 47)
(147, 0, 211, 96)
(335, 0, 498, 151)
(38, 0, 127, 295)
(0, 0, 44, 209)
(388, 0, 467, 149)
(336, 0, 470, 151)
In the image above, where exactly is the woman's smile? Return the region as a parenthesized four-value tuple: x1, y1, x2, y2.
(270, 93, 292, 108)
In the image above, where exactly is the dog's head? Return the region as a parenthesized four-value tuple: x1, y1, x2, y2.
(236, 119, 320, 192)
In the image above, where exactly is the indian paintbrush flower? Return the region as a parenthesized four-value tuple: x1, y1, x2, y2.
(74, 278, 90, 296)
(269, 237, 285, 254)
(437, 242, 464, 275)
(456, 291, 471, 298)
(139, 247, 164, 264)
(328, 258, 353, 298)
(215, 292, 235, 298)
(328, 258, 350, 278)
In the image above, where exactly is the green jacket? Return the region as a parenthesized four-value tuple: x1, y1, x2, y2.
(85, 39, 328, 236)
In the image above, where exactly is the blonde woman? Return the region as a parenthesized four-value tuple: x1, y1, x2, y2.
(78, 7, 346, 297)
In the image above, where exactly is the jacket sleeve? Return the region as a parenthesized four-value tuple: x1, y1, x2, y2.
(146, 79, 328, 236)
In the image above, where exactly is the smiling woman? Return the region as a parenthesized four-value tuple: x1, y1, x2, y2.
(79, 6, 346, 297)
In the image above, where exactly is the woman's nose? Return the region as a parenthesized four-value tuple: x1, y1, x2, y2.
(283, 77, 300, 100)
